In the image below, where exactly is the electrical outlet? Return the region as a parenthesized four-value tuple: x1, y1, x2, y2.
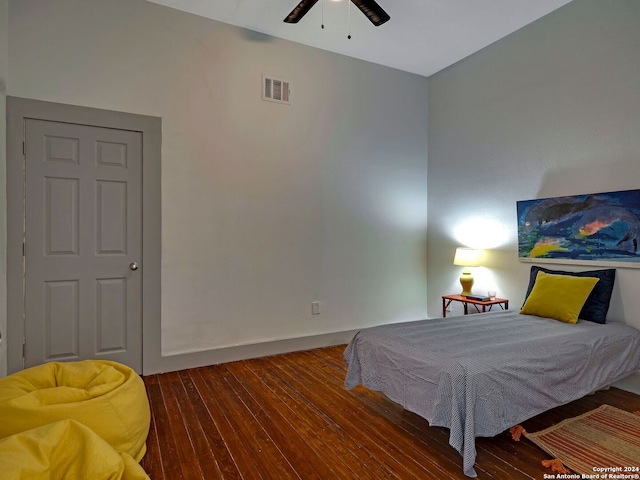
(311, 301, 320, 315)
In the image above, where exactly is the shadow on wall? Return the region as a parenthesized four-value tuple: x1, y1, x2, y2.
(536, 157, 639, 200)
(238, 28, 275, 43)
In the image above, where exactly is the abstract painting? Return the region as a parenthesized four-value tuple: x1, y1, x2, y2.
(517, 189, 640, 267)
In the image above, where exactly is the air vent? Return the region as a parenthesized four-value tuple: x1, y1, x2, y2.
(262, 75, 291, 105)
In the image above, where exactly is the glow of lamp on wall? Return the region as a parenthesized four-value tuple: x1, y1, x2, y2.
(453, 247, 481, 295)
(453, 217, 510, 249)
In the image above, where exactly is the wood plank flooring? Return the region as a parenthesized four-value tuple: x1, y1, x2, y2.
(141, 346, 640, 479)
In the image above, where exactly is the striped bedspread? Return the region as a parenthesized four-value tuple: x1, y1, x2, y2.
(343, 311, 640, 477)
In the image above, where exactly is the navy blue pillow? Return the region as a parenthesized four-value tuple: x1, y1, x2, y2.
(523, 266, 615, 324)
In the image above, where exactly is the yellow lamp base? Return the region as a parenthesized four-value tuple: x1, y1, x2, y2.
(459, 270, 474, 295)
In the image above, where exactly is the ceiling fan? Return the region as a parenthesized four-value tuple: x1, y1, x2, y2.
(284, 0, 390, 27)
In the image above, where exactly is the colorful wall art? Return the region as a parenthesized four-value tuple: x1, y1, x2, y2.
(517, 189, 640, 267)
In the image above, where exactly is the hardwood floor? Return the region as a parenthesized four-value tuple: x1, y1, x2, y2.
(141, 346, 640, 479)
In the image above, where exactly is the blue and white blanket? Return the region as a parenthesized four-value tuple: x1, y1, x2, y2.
(344, 310, 640, 477)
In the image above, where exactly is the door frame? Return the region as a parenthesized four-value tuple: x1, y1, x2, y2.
(6, 97, 161, 375)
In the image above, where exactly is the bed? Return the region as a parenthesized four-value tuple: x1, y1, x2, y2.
(344, 273, 640, 477)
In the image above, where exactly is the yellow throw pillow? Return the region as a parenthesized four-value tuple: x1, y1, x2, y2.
(520, 271, 599, 324)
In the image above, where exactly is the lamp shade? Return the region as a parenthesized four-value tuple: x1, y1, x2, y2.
(453, 247, 480, 267)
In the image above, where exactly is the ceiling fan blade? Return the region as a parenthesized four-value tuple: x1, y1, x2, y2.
(284, 0, 320, 23)
(350, 0, 390, 26)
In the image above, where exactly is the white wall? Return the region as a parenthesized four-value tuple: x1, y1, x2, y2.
(427, 1, 640, 390)
(0, 0, 8, 377)
(6, 0, 428, 368)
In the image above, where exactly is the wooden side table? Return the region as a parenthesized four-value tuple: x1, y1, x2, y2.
(442, 294, 509, 318)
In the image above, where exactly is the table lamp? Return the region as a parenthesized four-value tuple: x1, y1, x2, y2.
(453, 247, 480, 295)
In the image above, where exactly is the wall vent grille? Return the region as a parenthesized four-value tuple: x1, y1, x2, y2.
(262, 75, 291, 105)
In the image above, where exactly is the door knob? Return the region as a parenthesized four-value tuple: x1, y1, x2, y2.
(129, 262, 139, 271)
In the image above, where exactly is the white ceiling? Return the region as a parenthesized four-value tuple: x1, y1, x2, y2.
(146, 0, 572, 77)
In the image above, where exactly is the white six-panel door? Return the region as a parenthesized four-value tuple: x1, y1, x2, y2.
(24, 119, 143, 372)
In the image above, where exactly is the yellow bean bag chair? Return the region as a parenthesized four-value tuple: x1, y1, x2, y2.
(0, 360, 150, 462)
(0, 419, 149, 480)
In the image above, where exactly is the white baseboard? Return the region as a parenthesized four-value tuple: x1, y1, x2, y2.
(613, 370, 640, 395)
(144, 329, 359, 376)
